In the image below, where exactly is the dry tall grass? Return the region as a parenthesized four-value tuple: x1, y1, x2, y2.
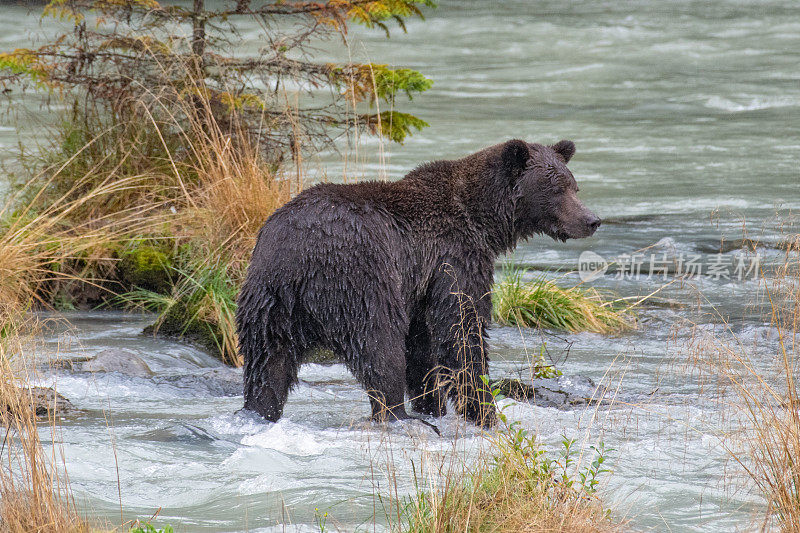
(0, 159, 156, 530)
(168, 89, 294, 260)
(401, 442, 619, 532)
(384, 394, 620, 533)
(0, 132, 179, 530)
(688, 232, 800, 531)
(113, 85, 294, 366)
(9, 59, 296, 365)
(0, 320, 90, 532)
(0, 150, 165, 326)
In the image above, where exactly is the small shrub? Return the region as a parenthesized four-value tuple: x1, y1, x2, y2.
(400, 376, 618, 532)
(130, 522, 174, 533)
(531, 343, 561, 379)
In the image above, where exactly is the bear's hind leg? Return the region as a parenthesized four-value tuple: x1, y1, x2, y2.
(406, 313, 446, 417)
(367, 388, 410, 423)
(426, 263, 497, 428)
(365, 358, 411, 423)
(408, 368, 446, 417)
(243, 337, 301, 422)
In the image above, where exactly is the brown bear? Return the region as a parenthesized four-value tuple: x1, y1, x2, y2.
(237, 139, 600, 427)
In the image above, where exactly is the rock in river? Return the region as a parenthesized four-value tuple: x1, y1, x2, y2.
(491, 375, 603, 409)
(81, 348, 154, 378)
(2, 387, 76, 421)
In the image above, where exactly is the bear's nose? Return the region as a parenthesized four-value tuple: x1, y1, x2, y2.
(587, 216, 601, 232)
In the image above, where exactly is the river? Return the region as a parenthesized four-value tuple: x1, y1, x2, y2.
(2, 0, 799, 531)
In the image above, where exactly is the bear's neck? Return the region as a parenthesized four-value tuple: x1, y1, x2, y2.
(451, 156, 518, 257)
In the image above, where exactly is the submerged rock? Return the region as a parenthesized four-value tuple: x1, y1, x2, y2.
(695, 237, 796, 255)
(81, 348, 154, 378)
(144, 305, 234, 364)
(138, 423, 216, 445)
(155, 367, 244, 397)
(491, 375, 602, 409)
(2, 387, 76, 421)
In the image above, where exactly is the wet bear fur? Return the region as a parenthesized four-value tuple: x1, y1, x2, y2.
(236, 139, 600, 427)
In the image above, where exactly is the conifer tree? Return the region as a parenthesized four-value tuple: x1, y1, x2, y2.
(0, 0, 435, 161)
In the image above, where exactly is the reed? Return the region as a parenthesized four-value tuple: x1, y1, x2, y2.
(0, 319, 91, 532)
(168, 84, 294, 261)
(688, 232, 800, 530)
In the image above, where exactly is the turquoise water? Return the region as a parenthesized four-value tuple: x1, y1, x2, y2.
(3, 1, 800, 531)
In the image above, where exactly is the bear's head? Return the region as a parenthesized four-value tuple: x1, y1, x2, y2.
(503, 139, 600, 243)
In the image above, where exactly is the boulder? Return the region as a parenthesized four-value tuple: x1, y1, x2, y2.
(27, 387, 76, 418)
(2, 387, 76, 422)
(154, 367, 243, 397)
(81, 348, 154, 378)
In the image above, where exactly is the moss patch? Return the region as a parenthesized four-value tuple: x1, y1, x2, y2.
(118, 245, 172, 293)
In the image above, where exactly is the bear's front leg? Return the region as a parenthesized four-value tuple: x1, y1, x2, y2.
(427, 263, 497, 428)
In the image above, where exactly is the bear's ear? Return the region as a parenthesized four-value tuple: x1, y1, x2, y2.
(501, 139, 531, 180)
(551, 140, 576, 163)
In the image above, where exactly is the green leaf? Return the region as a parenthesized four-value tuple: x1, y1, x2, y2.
(362, 111, 429, 143)
(371, 65, 433, 103)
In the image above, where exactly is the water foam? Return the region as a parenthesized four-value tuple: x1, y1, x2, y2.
(705, 95, 799, 112)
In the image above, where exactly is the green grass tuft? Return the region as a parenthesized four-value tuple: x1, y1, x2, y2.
(491, 269, 634, 334)
(116, 244, 241, 366)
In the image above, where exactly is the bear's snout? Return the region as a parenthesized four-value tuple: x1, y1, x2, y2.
(586, 214, 601, 235)
(557, 196, 601, 240)
(571, 211, 601, 238)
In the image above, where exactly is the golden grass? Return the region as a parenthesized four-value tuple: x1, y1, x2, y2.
(168, 89, 294, 288)
(688, 232, 800, 531)
(0, 164, 134, 529)
(403, 463, 617, 532)
(398, 407, 620, 533)
(0, 323, 91, 532)
(117, 87, 294, 366)
(0, 153, 166, 326)
(4, 64, 295, 365)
